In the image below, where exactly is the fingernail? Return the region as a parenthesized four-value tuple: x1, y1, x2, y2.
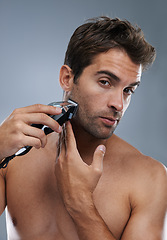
(99, 145, 106, 154)
(55, 107, 62, 113)
(57, 125, 62, 133)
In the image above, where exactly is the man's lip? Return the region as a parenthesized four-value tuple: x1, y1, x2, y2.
(100, 116, 119, 121)
(100, 116, 119, 125)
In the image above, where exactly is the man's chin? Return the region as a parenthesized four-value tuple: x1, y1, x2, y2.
(72, 117, 118, 139)
(86, 126, 117, 140)
(96, 131, 115, 140)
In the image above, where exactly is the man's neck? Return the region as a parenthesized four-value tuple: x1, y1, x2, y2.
(71, 122, 107, 165)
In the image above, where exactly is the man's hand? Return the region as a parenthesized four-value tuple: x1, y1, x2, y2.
(0, 104, 62, 160)
(55, 123, 117, 240)
(55, 121, 106, 215)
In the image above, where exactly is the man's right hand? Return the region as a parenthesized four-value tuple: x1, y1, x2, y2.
(0, 104, 62, 161)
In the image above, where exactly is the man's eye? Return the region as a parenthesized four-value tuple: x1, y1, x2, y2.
(124, 88, 135, 95)
(99, 80, 110, 86)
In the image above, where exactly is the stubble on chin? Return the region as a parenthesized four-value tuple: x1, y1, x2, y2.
(73, 113, 119, 140)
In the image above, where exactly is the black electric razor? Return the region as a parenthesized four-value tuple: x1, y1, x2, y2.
(31, 99, 78, 135)
(0, 99, 78, 169)
(44, 99, 78, 134)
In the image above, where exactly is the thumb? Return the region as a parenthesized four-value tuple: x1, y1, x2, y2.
(91, 145, 106, 172)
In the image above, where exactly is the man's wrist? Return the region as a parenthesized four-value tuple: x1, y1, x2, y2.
(66, 193, 97, 223)
(67, 199, 116, 240)
(65, 192, 94, 218)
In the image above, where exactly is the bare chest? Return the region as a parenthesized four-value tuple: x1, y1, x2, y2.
(6, 158, 131, 240)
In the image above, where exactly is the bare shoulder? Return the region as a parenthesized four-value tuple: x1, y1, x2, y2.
(109, 134, 167, 211)
(109, 134, 166, 172)
(107, 136, 167, 238)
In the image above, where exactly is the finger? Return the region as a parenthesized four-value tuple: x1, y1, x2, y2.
(56, 128, 66, 163)
(56, 133, 61, 161)
(22, 123, 47, 148)
(13, 104, 62, 115)
(91, 145, 106, 172)
(22, 135, 42, 149)
(23, 113, 62, 133)
(62, 124, 67, 152)
(60, 125, 66, 154)
(65, 121, 77, 151)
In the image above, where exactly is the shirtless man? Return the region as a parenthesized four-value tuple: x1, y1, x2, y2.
(0, 17, 166, 240)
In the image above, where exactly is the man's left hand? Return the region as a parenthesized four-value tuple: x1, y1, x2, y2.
(55, 121, 106, 215)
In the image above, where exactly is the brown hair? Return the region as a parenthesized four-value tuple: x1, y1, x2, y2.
(64, 16, 156, 82)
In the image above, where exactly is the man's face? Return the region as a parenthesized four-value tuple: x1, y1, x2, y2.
(68, 48, 142, 139)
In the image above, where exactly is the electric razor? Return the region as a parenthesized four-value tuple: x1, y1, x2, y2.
(31, 99, 78, 135)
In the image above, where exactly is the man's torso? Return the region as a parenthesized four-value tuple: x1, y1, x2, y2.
(4, 133, 158, 240)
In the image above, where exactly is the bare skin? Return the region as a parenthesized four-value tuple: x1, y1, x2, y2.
(0, 49, 166, 239)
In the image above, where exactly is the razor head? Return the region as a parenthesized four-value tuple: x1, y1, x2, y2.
(49, 99, 78, 126)
(43, 99, 78, 135)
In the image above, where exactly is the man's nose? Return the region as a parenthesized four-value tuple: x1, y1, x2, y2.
(108, 90, 124, 112)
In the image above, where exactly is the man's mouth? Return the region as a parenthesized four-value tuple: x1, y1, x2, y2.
(100, 116, 119, 126)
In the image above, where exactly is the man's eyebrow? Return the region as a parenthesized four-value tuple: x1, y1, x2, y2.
(96, 70, 120, 82)
(129, 81, 140, 87)
(96, 70, 140, 87)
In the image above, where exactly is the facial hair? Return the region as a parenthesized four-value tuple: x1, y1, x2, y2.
(71, 101, 122, 140)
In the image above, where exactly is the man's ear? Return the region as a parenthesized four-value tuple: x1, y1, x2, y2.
(59, 65, 74, 92)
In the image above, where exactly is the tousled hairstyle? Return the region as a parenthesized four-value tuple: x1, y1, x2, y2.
(64, 16, 156, 82)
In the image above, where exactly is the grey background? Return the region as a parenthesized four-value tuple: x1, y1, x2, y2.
(0, 0, 166, 239)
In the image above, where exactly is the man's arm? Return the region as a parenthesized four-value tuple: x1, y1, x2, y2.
(121, 161, 167, 240)
(0, 104, 62, 214)
(55, 122, 167, 240)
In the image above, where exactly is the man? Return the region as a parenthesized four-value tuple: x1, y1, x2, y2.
(0, 16, 166, 240)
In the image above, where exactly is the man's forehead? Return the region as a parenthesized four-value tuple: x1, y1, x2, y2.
(138, 64, 142, 78)
(93, 51, 142, 82)
(93, 49, 142, 71)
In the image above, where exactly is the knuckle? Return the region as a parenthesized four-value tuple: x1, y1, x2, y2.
(13, 134, 24, 149)
(11, 112, 20, 122)
(65, 152, 71, 161)
(56, 156, 63, 167)
(34, 103, 43, 112)
(34, 139, 41, 149)
(94, 167, 102, 176)
(39, 113, 48, 122)
(38, 130, 46, 140)
(11, 111, 23, 125)
(12, 119, 23, 132)
(12, 108, 21, 115)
